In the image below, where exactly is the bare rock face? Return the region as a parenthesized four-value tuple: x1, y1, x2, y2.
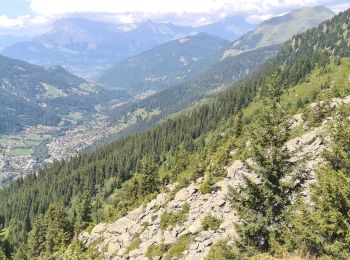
(79, 160, 245, 259)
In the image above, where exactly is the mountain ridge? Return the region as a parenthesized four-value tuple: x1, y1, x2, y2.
(222, 6, 334, 58)
(0, 16, 254, 78)
(97, 32, 231, 94)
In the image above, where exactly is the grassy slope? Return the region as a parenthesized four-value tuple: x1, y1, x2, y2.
(244, 57, 350, 118)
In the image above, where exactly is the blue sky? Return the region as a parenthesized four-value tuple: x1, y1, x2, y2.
(1, 0, 350, 36)
(1, 0, 33, 17)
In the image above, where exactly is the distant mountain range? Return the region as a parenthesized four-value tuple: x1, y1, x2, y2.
(0, 16, 254, 78)
(98, 6, 334, 98)
(103, 6, 334, 135)
(97, 33, 231, 95)
(0, 35, 30, 50)
(0, 6, 335, 135)
(0, 55, 129, 134)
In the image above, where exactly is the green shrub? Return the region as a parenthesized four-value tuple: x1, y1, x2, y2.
(125, 235, 142, 254)
(160, 204, 189, 230)
(201, 215, 223, 231)
(302, 101, 333, 127)
(146, 235, 193, 260)
(205, 240, 237, 260)
(166, 235, 192, 259)
(199, 179, 213, 194)
(141, 221, 149, 232)
(146, 243, 167, 260)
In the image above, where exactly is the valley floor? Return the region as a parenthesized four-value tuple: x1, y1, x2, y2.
(0, 114, 130, 185)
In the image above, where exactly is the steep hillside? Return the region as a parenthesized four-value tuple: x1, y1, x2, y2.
(81, 56, 350, 259)
(1, 7, 350, 260)
(222, 6, 334, 58)
(98, 33, 230, 95)
(0, 55, 129, 134)
(0, 17, 253, 78)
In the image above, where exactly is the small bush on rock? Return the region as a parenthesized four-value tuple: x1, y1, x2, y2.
(160, 203, 190, 230)
(201, 215, 223, 231)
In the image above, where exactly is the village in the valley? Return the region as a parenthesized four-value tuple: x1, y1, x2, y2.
(0, 115, 128, 185)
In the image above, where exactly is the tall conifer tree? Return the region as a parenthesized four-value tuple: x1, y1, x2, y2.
(230, 72, 308, 255)
(295, 106, 350, 258)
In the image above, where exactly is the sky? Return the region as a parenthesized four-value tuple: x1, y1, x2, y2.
(0, 0, 350, 36)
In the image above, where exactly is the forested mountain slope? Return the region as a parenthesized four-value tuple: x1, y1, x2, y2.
(98, 33, 230, 95)
(0, 55, 129, 134)
(0, 7, 350, 260)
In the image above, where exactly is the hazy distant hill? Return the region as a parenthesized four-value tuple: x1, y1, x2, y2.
(98, 33, 231, 95)
(0, 17, 254, 78)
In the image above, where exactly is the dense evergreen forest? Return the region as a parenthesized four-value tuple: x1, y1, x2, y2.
(0, 8, 350, 259)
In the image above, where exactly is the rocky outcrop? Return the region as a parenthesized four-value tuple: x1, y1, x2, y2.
(79, 109, 334, 259)
(79, 160, 252, 259)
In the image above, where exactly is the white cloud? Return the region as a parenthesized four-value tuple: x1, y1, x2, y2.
(30, 0, 226, 16)
(29, 0, 337, 17)
(0, 15, 26, 28)
(0, 15, 49, 28)
(0, 14, 50, 36)
(28, 0, 350, 26)
(1, 0, 350, 35)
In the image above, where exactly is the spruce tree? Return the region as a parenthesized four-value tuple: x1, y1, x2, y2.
(295, 106, 350, 258)
(233, 111, 243, 138)
(229, 72, 308, 255)
(27, 216, 45, 257)
(137, 156, 160, 197)
(74, 194, 92, 234)
(44, 203, 71, 255)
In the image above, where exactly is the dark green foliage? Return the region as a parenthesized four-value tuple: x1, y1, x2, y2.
(26, 203, 72, 258)
(74, 194, 92, 233)
(294, 106, 350, 259)
(0, 57, 257, 235)
(296, 97, 304, 108)
(28, 204, 72, 257)
(233, 111, 243, 138)
(229, 73, 308, 255)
